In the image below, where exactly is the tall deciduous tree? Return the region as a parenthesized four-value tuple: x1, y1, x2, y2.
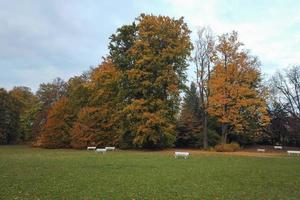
(71, 60, 120, 149)
(270, 65, 300, 121)
(193, 27, 215, 149)
(109, 14, 193, 148)
(269, 65, 300, 146)
(208, 31, 270, 143)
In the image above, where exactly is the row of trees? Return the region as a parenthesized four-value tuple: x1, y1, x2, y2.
(1, 14, 299, 148)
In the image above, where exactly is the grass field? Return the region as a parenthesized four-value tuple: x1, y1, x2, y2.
(0, 146, 300, 200)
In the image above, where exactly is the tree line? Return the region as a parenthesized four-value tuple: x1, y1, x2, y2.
(1, 14, 299, 149)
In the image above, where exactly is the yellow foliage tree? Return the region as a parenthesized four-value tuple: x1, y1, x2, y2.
(208, 32, 270, 143)
(71, 60, 120, 149)
(109, 14, 193, 148)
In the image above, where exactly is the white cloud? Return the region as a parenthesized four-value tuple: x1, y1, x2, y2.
(161, 0, 300, 76)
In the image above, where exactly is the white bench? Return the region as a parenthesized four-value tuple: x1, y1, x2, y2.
(257, 149, 265, 153)
(274, 146, 283, 150)
(87, 146, 96, 150)
(105, 147, 115, 151)
(96, 148, 107, 154)
(287, 150, 300, 156)
(174, 152, 189, 159)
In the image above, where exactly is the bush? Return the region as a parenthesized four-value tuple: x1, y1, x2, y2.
(214, 142, 240, 152)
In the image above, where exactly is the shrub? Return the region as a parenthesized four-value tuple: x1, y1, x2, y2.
(214, 142, 240, 152)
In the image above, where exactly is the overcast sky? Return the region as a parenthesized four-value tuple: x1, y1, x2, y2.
(0, 0, 299, 91)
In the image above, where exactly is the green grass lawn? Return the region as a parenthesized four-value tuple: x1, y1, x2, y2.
(0, 146, 300, 200)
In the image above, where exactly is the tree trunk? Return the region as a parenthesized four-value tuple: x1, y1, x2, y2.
(221, 123, 227, 144)
(203, 113, 208, 149)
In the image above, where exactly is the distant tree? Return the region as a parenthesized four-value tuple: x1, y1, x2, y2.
(72, 107, 115, 149)
(176, 82, 202, 147)
(269, 65, 300, 146)
(66, 75, 91, 112)
(109, 14, 193, 148)
(36, 77, 67, 107)
(9, 86, 36, 113)
(269, 102, 289, 145)
(9, 86, 37, 141)
(270, 65, 300, 120)
(33, 78, 67, 140)
(0, 88, 11, 144)
(71, 61, 120, 149)
(37, 97, 73, 148)
(37, 71, 94, 148)
(286, 117, 300, 146)
(259, 102, 300, 147)
(0, 88, 20, 144)
(208, 32, 270, 144)
(20, 102, 42, 141)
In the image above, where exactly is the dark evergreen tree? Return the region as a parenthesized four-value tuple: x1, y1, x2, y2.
(176, 82, 202, 147)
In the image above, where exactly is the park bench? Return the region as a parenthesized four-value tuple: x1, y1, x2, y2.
(274, 146, 283, 150)
(174, 152, 189, 159)
(96, 148, 107, 154)
(105, 147, 116, 151)
(257, 148, 265, 153)
(287, 150, 300, 156)
(87, 146, 96, 150)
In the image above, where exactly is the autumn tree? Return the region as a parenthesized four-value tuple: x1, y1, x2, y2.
(32, 78, 67, 140)
(36, 70, 93, 148)
(71, 60, 120, 149)
(109, 14, 193, 148)
(37, 96, 73, 148)
(193, 27, 215, 149)
(208, 31, 270, 144)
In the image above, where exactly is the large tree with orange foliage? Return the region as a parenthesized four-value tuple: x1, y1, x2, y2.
(71, 60, 120, 149)
(37, 96, 73, 148)
(208, 32, 270, 144)
(109, 14, 193, 148)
